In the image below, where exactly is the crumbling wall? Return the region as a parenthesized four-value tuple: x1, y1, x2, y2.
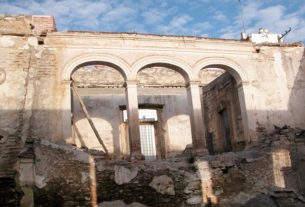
(0, 15, 61, 141)
(0, 135, 23, 206)
(250, 46, 305, 133)
(0, 16, 62, 207)
(72, 87, 193, 158)
(33, 139, 201, 207)
(28, 127, 305, 207)
(71, 65, 195, 158)
(0, 35, 31, 136)
(202, 72, 244, 153)
(138, 88, 192, 157)
(72, 88, 126, 155)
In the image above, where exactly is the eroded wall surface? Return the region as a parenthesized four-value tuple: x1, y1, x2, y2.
(72, 87, 193, 158)
(202, 72, 245, 153)
(1, 15, 305, 207)
(1, 16, 304, 144)
(249, 46, 305, 134)
(30, 127, 305, 207)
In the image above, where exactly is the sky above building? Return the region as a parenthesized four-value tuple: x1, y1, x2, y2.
(1, 0, 305, 42)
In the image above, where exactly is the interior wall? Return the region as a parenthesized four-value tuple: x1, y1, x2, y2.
(138, 88, 192, 157)
(202, 72, 245, 153)
(72, 88, 126, 157)
(72, 87, 192, 158)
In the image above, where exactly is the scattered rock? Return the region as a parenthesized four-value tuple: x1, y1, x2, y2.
(233, 192, 256, 205)
(296, 129, 305, 139)
(114, 165, 138, 185)
(243, 194, 277, 207)
(99, 200, 126, 207)
(186, 196, 202, 205)
(149, 175, 175, 195)
(129, 202, 149, 207)
(98, 200, 148, 207)
(81, 172, 89, 184)
(34, 174, 46, 188)
(184, 180, 200, 194)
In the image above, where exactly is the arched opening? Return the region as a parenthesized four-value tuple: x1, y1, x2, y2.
(134, 63, 192, 158)
(199, 66, 246, 154)
(70, 62, 127, 158)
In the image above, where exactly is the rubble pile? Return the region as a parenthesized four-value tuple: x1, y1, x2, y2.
(0, 126, 304, 206)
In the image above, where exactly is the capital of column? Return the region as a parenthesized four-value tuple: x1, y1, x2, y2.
(186, 80, 201, 88)
(124, 80, 139, 87)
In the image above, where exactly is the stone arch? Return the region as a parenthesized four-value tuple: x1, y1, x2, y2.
(60, 53, 130, 153)
(194, 57, 251, 145)
(193, 57, 248, 85)
(61, 53, 131, 82)
(130, 56, 194, 82)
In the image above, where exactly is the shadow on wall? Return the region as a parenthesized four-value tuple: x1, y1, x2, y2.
(1, 48, 305, 205)
(13, 128, 303, 207)
(0, 113, 304, 206)
(71, 88, 194, 159)
(288, 48, 305, 129)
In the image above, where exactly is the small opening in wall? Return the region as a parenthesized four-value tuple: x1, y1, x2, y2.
(0, 135, 3, 141)
(38, 37, 44, 45)
(29, 23, 34, 30)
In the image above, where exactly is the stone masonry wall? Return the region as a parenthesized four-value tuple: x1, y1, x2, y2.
(27, 127, 305, 207)
(202, 73, 244, 154)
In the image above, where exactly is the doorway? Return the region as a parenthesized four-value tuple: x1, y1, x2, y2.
(139, 123, 157, 160)
(122, 108, 159, 160)
(220, 109, 232, 152)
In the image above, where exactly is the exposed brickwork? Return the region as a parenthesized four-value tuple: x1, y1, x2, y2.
(31, 15, 57, 35)
(0, 15, 32, 35)
(202, 73, 245, 153)
(0, 136, 21, 177)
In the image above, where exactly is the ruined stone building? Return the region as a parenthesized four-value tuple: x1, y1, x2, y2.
(0, 15, 305, 207)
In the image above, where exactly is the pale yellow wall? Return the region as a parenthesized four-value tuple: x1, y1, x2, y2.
(0, 22, 304, 150)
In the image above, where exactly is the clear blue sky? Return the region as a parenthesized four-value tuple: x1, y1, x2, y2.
(1, 0, 304, 42)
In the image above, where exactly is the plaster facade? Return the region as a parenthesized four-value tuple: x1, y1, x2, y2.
(1, 15, 305, 207)
(0, 15, 305, 157)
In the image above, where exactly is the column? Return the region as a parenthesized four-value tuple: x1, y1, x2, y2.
(19, 138, 35, 207)
(237, 83, 254, 143)
(125, 80, 143, 159)
(187, 81, 207, 154)
(61, 80, 73, 144)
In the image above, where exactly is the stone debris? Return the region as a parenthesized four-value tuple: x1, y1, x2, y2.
(184, 180, 201, 194)
(149, 175, 175, 195)
(1, 126, 304, 206)
(6, 125, 301, 206)
(186, 195, 202, 205)
(233, 192, 257, 205)
(114, 165, 138, 185)
(244, 194, 278, 207)
(98, 200, 148, 207)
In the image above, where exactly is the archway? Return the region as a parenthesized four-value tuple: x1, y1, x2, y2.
(134, 63, 193, 158)
(70, 61, 128, 158)
(195, 61, 249, 154)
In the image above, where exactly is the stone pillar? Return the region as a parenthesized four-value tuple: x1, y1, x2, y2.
(62, 81, 73, 144)
(187, 81, 207, 154)
(125, 80, 143, 159)
(19, 138, 35, 207)
(237, 83, 253, 143)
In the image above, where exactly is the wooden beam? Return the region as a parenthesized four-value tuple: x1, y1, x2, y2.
(71, 83, 109, 155)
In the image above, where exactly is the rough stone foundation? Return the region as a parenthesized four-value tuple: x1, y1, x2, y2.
(2, 127, 301, 207)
